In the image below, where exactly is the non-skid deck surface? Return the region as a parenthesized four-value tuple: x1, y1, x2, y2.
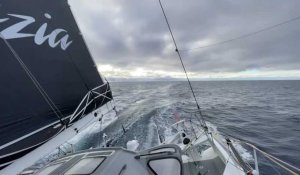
(183, 156, 225, 175)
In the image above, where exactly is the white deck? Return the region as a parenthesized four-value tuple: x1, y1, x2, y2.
(167, 120, 247, 175)
(0, 104, 116, 175)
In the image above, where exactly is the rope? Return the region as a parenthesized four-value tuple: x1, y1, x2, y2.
(226, 144, 244, 172)
(214, 132, 300, 174)
(46, 11, 91, 92)
(157, 3, 299, 172)
(0, 35, 66, 125)
(189, 119, 198, 139)
(258, 150, 283, 175)
(179, 14, 300, 52)
(243, 142, 300, 175)
(98, 114, 103, 147)
(158, 0, 206, 127)
(223, 135, 300, 175)
(77, 106, 115, 131)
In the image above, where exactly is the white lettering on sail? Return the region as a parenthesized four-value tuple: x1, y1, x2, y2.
(0, 18, 9, 23)
(0, 14, 35, 39)
(35, 14, 72, 50)
(0, 13, 72, 50)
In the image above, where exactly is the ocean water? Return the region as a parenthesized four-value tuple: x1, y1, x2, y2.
(75, 80, 300, 175)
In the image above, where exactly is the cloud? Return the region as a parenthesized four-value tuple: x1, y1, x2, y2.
(69, 0, 300, 80)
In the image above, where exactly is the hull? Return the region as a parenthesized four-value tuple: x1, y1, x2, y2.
(0, 118, 66, 169)
(1, 102, 115, 175)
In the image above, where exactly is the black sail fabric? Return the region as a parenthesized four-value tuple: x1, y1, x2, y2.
(0, 0, 112, 168)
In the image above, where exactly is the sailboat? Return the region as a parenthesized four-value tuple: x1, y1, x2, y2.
(0, 0, 114, 173)
(1, 0, 299, 175)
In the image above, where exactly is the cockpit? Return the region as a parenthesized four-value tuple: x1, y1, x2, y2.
(21, 144, 183, 175)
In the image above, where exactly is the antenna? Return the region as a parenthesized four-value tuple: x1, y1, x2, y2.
(179, 14, 300, 52)
(158, 0, 207, 127)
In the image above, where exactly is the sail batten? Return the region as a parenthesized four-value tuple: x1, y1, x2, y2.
(0, 0, 112, 169)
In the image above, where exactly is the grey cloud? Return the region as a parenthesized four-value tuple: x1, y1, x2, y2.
(70, 0, 300, 75)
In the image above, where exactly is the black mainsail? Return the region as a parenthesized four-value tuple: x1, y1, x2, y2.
(0, 0, 112, 169)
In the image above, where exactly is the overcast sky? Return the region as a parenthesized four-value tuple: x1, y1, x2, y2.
(69, 0, 300, 80)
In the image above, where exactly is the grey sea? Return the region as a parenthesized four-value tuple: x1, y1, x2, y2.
(74, 80, 300, 175)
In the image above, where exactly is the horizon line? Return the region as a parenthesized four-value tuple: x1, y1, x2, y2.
(106, 78, 300, 82)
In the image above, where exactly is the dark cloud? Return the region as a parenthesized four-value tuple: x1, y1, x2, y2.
(69, 0, 300, 76)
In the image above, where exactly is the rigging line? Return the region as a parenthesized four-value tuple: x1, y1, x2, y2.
(11, 57, 65, 123)
(225, 134, 300, 174)
(265, 155, 298, 175)
(68, 3, 103, 91)
(48, 19, 91, 93)
(158, 0, 206, 126)
(11, 46, 65, 120)
(0, 35, 66, 126)
(217, 133, 299, 175)
(243, 142, 300, 174)
(98, 114, 103, 147)
(179, 14, 300, 52)
(225, 144, 244, 172)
